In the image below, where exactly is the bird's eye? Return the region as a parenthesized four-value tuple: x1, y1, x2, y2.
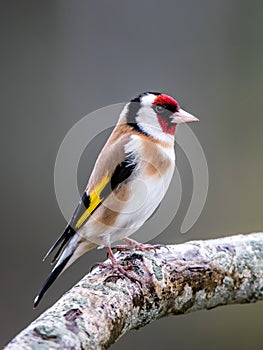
(154, 105, 165, 114)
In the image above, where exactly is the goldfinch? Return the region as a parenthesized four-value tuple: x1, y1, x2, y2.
(34, 92, 198, 307)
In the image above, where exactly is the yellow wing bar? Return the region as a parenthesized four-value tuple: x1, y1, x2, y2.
(75, 172, 110, 229)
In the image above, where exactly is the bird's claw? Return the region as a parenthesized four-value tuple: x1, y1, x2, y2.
(112, 242, 168, 253)
(93, 260, 142, 287)
(104, 271, 142, 287)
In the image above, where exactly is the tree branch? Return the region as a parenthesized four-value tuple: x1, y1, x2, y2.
(5, 233, 263, 349)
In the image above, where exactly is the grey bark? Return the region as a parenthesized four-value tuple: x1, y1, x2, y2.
(4, 233, 263, 349)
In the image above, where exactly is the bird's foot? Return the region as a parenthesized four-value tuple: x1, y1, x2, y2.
(91, 245, 142, 286)
(112, 237, 167, 252)
(103, 262, 141, 285)
(93, 258, 141, 286)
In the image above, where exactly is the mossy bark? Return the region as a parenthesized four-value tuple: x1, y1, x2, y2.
(5, 233, 263, 349)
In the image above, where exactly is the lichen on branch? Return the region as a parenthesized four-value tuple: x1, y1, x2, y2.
(5, 233, 263, 350)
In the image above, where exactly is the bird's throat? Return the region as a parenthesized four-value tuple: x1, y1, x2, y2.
(157, 115, 176, 135)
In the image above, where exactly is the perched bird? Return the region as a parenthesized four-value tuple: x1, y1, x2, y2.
(34, 92, 198, 307)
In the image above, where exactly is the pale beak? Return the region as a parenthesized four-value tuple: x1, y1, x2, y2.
(171, 108, 199, 124)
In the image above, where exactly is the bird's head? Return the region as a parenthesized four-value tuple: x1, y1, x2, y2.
(123, 92, 199, 142)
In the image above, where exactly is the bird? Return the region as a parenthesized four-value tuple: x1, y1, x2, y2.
(34, 91, 199, 307)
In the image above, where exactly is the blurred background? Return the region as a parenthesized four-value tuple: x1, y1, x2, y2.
(1, 0, 263, 348)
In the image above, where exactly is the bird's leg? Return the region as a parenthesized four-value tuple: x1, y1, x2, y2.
(90, 244, 133, 273)
(91, 245, 142, 285)
(107, 245, 124, 270)
(112, 237, 165, 252)
(93, 245, 132, 273)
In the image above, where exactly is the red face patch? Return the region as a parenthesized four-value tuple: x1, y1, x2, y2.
(156, 115, 176, 135)
(153, 94, 179, 135)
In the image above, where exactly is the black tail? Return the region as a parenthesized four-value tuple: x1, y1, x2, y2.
(43, 225, 75, 263)
(34, 251, 73, 308)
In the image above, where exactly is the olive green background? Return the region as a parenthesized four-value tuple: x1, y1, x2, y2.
(1, 0, 263, 348)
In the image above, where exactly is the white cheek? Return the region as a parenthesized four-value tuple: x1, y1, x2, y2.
(137, 107, 175, 143)
(139, 107, 161, 130)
